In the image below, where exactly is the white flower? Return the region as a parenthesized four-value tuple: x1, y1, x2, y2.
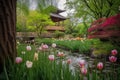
(26, 61, 33, 68)
(52, 43, 56, 48)
(26, 46, 31, 51)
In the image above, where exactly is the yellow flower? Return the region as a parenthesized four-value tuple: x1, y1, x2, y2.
(34, 52, 38, 61)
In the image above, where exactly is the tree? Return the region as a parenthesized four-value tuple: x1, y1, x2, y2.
(66, 0, 120, 20)
(0, 0, 17, 72)
(16, 0, 30, 32)
(27, 11, 54, 37)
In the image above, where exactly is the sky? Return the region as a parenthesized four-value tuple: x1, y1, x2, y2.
(58, 0, 67, 17)
(29, 0, 68, 17)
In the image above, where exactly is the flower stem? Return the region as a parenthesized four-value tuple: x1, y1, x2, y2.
(4, 64, 9, 80)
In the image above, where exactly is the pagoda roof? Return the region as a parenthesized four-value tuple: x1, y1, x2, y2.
(55, 8, 66, 14)
(50, 13, 66, 22)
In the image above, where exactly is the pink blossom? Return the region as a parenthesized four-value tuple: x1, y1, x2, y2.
(57, 52, 65, 57)
(67, 59, 72, 64)
(42, 44, 48, 49)
(81, 67, 87, 75)
(111, 49, 117, 56)
(15, 57, 22, 64)
(48, 55, 55, 61)
(109, 56, 117, 63)
(38, 47, 42, 51)
(26, 46, 31, 51)
(97, 62, 103, 70)
(79, 60, 85, 68)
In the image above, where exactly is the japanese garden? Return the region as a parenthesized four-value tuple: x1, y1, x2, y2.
(0, 0, 120, 80)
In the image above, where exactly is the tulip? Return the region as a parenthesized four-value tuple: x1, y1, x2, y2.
(97, 62, 103, 70)
(38, 47, 42, 51)
(48, 55, 55, 61)
(79, 60, 85, 68)
(26, 61, 33, 68)
(34, 52, 38, 61)
(15, 57, 22, 64)
(42, 44, 48, 49)
(67, 59, 72, 64)
(52, 43, 56, 48)
(57, 52, 65, 57)
(81, 67, 87, 75)
(109, 56, 117, 63)
(111, 49, 117, 56)
(26, 46, 31, 51)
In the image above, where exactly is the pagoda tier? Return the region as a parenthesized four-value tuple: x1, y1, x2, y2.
(50, 7, 67, 22)
(50, 13, 66, 22)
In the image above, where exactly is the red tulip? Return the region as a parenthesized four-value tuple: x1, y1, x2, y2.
(111, 49, 117, 56)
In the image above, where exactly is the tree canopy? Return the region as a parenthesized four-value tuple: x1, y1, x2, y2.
(66, 0, 120, 21)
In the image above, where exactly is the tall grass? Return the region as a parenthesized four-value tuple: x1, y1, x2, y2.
(2, 43, 80, 80)
(0, 41, 119, 80)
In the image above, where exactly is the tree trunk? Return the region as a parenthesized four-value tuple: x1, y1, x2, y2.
(0, 0, 17, 72)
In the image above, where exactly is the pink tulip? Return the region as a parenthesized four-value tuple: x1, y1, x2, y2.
(81, 68, 87, 75)
(79, 60, 85, 68)
(67, 59, 72, 64)
(109, 56, 117, 62)
(111, 49, 117, 56)
(15, 57, 22, 64)
(48, 55, 55, 61)
(26, 46, 31, 51)
(97, 62, 103, 70)
(57, 52, 65, 57)
(42, 44, 48, 49)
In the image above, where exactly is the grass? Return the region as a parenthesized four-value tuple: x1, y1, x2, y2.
(35, 38, 94, 54)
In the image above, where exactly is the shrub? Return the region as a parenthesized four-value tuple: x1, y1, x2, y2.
(53, 31, 65, 38)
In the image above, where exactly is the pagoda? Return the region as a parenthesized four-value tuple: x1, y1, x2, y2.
(42, 8, 67, 38)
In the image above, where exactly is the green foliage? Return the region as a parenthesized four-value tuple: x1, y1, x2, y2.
(91, 39, 116, 56)
(35, 38, 92, 54)
(27, 11, 54, 36)
(66, 0, 120, 20)
(71, 33, 79, 37)
(53, 31, 65, 38)
(38, 5, 57, 15)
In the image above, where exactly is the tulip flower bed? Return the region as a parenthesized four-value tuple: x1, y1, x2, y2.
(0, 42, 120, 80)
(35, 38, 93, 54)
